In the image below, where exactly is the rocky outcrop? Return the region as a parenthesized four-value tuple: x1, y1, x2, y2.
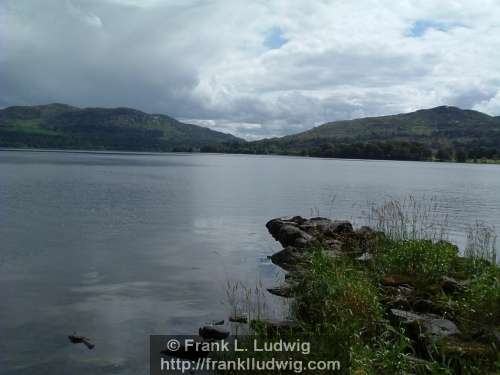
(266, 216, 379, 270)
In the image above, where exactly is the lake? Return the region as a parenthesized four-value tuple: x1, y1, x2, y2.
(1, 150, 499, 374)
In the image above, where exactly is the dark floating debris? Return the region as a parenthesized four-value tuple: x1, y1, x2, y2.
(68, 333, 95, 350)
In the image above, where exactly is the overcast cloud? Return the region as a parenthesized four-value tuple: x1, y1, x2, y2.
(1, 0, 500, 139)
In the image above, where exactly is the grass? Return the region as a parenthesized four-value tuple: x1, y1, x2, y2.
(374, 239, 459, 284)
(366, 195, 449, 242)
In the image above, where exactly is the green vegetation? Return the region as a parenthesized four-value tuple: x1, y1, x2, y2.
(375, 239, 458, 283)
(224, 199, 499, 374)
(0, 103, 242, 151)
(225, 245, 498, 374)
(204, 106, 500, 162)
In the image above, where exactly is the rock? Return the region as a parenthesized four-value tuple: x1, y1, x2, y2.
(440, 276, 466, 294)
(277, 225, 314, 248)
(328, 220, 354, 235)
(357, 226, 374, 236)
(300, 217, 334, 234)
(420, 319, 461, 340)
(267, 285, 294, 298)
(324, 238, 343, 250)
(266, 216, 376, 269)
(413, 299, 442, 314)
(266, 217, 305, 238)
(270, 246, 307, 271)
(390, 309, 427, 324)
(382, 285, 415, 310)
(198, 326, 230, 340)
(355, 252, 373, 262)
(390, 309, 460, 342)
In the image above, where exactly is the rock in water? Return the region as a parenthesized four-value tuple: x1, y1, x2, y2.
(269, 246, 307, 271)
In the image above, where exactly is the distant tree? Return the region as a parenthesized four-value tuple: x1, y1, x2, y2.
(436, 147, 452, 161)
(455, 148, 467, 163)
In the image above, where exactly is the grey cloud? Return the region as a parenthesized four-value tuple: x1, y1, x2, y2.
(1, 0, 500, 139)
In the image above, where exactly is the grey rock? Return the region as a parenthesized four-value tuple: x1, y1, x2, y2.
(270, 246, 307, 271)
(440, 276, 466, 294)
(328, 220, 354, 235)
(277, 224, 313, 248)
(390, 309, 460, 341)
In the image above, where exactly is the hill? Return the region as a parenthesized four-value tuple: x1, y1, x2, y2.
(0, 104, 242, 151)
(208, 106, 500, 162)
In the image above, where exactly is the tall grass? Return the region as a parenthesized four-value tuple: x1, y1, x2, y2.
(464, 221, 497, 265)
(225, 280, 281, 324)
(367, 195, 449, 242)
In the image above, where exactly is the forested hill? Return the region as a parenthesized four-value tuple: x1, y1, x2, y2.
(2, 104, 499, 162)
(0, 103, 242, 151)
(205, 106, 500, 162)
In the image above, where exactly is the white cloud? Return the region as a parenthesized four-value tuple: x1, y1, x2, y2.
(1, 0, 500, 139)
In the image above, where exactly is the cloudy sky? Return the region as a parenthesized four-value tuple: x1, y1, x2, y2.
(1, 0, 500, 139)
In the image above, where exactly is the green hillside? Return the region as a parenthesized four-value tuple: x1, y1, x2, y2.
(206, 106, 500, 162)
(0, 103, 242, 151)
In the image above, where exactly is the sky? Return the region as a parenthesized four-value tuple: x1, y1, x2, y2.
(1, 0, 500, 140)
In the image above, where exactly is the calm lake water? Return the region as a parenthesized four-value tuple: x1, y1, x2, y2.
(1, 150, 499, 374)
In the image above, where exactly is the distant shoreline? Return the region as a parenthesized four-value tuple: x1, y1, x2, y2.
(1, 146, 499, 165)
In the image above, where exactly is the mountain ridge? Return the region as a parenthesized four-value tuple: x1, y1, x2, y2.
(206, 106, 500, 161)
(0, 103, 242, 151)
(1, 104, 499, 161)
